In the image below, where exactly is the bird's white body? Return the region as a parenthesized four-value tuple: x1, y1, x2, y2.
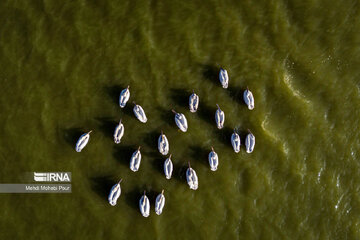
(208, 148, 219, 171)
(231, 131, 241, 153)
(113, 121, 124, 144)
(108, 180, 122, 206)
(243, 89, 254, 110)
(133, 104, 147, 123)
(119, 87, 130, 108)
(245, 132, 255, 153)
(155, 191, 165, 215)
(75, 131, 92, 152)
(189, 92, 199, 113)
(186, 165, 198, 190)
(219, 68, 229, 89)
(173, 111, 188, 132)
(158, 132, 169, 155)
(139, 193, 150, 217)
(130, 148, 142, 172)
(215, 105, 225, 129)
(164, 156, 173, 179)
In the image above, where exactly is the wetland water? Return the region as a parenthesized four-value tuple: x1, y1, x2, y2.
(0, 0, 360, 239)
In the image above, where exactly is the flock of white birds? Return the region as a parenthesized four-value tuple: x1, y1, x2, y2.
(75, 68, 255, 217)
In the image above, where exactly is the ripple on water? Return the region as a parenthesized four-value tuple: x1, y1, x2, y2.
(282, 70, 312, 107)
(317, 167, 324, 183)
(261, 116, 289, 158)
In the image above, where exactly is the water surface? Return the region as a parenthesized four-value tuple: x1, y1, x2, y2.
(0, 0, 360, 239)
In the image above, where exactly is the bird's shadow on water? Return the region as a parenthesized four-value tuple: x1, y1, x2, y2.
(172, 163, 188, 185)
(96, 117, 118, 139)
(122, 105, 135, 118)
(156, 107, 174, 127)
(142, 148, 165, 176)
(125, 188, 143, 211)
(227, 86, 246, 105)
(189, 145, 209, 167)
(62, 128, 84, 148)
(169, 88, 189, 108)
(144, 130, 160, 150)
(113, 145, 137, 167)
(197, 104, 216, 125)
(104, 84, 125, 106)
(201, 64, 220, 85)
(237, 129, 250, 144)
(90, 175, 115, 202)
(150, 158, 164, 176)
(147, 149, 168, 176)
(213, 126, 234, 149)
(145, 190, 158, 203)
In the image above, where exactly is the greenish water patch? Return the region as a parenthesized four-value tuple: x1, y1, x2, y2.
(0, 0, 360, 239)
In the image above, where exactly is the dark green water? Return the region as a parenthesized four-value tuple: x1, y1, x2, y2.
(1, 0, 360, 239)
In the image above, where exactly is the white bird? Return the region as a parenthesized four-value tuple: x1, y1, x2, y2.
(158, 131, 169, 155)
(186, 161, 198, 190)
(113, 120, 124, 144)
(164, 154, 173, 179)
(119, 86, 130, 108)
(219, 68, 229, 89)
(130, 146, 142, 172)
(133, 102, 147, 123)
(243, 88, 254, 110)
(139, 191, 150, 217)
(108, 179, 122, 206)
(231, 129, 241, 153)
(155, 189, 165, 215)
(245, 129, 255, 153)
(189, 90, 199, 113)
(75, 130, 93, 152)
(172, 110, 188, 132)
(215, 104, 225, 129)
(208, 147, 219, 171)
